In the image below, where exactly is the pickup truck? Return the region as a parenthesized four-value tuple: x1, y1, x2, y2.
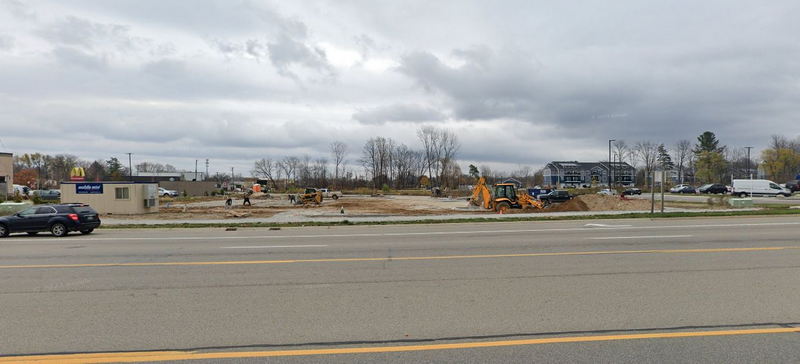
(538, 190, 573, 204)
(317, 188, 342, 200)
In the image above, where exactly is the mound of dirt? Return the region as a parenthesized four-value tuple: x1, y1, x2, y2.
(548, 194, 651, 212)
(547, 198, 590, 212)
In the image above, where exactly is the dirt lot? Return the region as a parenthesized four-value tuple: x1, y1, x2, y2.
(117, 193, 694, 220)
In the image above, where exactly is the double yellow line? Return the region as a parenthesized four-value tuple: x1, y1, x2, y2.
(1, 246, 798, 270)
(3, 327, 798, 363)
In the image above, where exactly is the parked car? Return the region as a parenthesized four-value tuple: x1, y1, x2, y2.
(732, 179, 792, 198)
(622, 188, 642, 195)
(698, 183, 727, 194)
(12, 184, 31, 196)
(674, 185, 696, 194)
(669, 184, 690, 193)
(786, 180, 800, 193)
(0, 203, 101, 237)
(158, 187, 179, 197)
(538, 190, 573, 204)
(597, 189, 618, 196)
(32, 189, 61, 201)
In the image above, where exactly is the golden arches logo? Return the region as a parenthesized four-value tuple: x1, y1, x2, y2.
(70, 167, 86, 181)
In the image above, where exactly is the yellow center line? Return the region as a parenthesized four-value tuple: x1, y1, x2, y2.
(1, 246, 799, 270)
(3, 327, 798, 363)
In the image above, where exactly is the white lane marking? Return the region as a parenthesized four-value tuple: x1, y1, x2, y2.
(2, 221, 798, 243)
(221, 245, 328, 249)
(584, 223, 633, 227)
(589, 235, 693, 240)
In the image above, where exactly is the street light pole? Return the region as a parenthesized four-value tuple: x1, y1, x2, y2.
(608, 139, 615, 187)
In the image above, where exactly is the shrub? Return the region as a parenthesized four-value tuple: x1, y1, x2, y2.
(381, 184, 390, 193)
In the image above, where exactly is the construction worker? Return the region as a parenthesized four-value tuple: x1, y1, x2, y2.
(243, 188, 252, 206)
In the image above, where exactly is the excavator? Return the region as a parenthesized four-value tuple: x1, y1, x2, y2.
(469, 177, 544, 213)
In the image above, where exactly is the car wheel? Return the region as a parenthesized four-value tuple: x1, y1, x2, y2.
(27, 232, 39, 236)
(50, 223, 68, 237)
(80, 229, 94, 235)
(0, 224, 8, 238)
(163, 193, 170, 197)
(332, 195, 339, 200)
(739, 192, 747, 198)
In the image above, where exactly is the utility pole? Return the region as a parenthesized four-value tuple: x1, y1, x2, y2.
(194, 159, 198, 181)
(744, 146, 753, 179)
(660, 168, 665, 213)
(126, 153, 133, 181)
(231, 167, 235, 190)
(650, 169, 656, 214)
(608, 139, 615, 188)
(205, 159, 209, 180)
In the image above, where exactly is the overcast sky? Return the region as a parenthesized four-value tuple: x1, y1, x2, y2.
(0, 0, 798, 175)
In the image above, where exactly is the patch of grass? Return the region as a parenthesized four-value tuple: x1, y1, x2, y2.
(98, 208, 800, 229)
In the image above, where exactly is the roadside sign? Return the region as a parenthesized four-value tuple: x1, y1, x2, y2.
(76, 183, 103, 194)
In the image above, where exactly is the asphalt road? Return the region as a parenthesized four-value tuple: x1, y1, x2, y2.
(1, 216, 799, 363)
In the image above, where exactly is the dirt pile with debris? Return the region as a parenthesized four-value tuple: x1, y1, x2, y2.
(548, 194, 652, 212)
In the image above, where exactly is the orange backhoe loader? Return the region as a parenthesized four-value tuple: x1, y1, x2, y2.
(469, 177, 544, 213)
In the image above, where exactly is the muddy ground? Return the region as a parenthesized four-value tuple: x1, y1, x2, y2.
(115, 193, 688, 220)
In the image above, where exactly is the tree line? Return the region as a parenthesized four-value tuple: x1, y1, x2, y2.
(11, 131, 799, 191)
(12, 153, 183, 188)
(251, 126, 463, 191)
(605, 131, 800, 188)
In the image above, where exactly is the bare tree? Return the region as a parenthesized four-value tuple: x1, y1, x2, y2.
(417, 126, 441, 183)
(673, 139, 692, 184)
(437, 129, 460, 188)
(329, 141, 348, 189)
(279, 156, 299, 190)
(312, 158, 328, 186)
(634, 141, 659, 188)
(252, 158, 278, 189)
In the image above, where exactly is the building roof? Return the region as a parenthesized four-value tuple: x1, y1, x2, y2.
(133, 172, 182, 177)
(547, 161, 634, 170)
(0, 152, 12, 157)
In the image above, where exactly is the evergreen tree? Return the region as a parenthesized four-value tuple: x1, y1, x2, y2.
(468, 164, 480, 179)
(657, 144, 674, 170)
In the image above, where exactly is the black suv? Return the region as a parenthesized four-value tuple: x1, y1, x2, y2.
(0, 203, 101, 237)
(698, 183, 727, 194)
(538, 190, 573, 204)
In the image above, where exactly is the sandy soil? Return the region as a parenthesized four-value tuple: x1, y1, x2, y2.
(113, 193, 692, 220)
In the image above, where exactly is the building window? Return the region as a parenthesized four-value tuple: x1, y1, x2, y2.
(115, 187, 130, 200)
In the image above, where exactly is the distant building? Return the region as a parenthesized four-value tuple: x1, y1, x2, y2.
(543, 161, 635, 188)
(0, 152, 13, 198)
(179, 171, 207, 181)
(130, 172, 182, 182)
(500, 178, 523, 188)
(61, 181, 159, 214)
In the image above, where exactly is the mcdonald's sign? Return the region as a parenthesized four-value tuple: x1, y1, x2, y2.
(70, 167, 86, 181)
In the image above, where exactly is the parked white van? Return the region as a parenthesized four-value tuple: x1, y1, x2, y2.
(731, 179, 792, 197)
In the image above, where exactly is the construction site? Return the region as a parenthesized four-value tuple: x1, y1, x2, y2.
(119, 187, 694, 223)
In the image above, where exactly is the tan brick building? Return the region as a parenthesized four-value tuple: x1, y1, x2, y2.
(0, 152, 13, 198)
(60, 182, 159, 214)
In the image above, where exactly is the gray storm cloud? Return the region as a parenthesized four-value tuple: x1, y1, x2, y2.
(0, 0, 798, 174)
